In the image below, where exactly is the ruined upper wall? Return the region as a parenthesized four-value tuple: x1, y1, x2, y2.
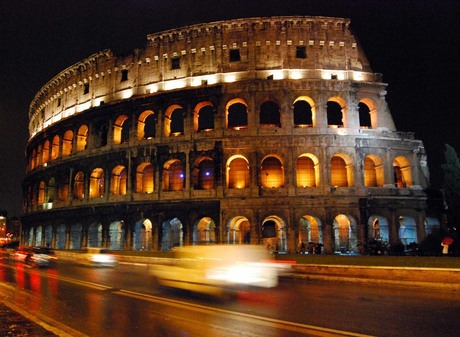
(28, 16, 379, 138)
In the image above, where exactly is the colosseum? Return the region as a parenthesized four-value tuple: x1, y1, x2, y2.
(22, 16, 442, 254)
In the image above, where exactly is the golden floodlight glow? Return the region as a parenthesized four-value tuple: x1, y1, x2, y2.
(272, 70, 284, 80)
(121, 89, 134, 99)
(224, 73, 237, 83)
(164, 79, 187, 91)
(289, 70, 302, 80)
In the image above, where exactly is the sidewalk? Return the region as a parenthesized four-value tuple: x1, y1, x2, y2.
(0, 302, 57, 337)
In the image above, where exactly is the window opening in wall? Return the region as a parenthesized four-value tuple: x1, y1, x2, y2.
(227, 157, 249, 189)
(121, 69, 128, 82)
(296, 156, 316, 187)
(100, 125, 108, 147)
(229, 49, 241, 62)
(330, 156, 348, 187)
(144, 114, 156, 138)
(136, 163, 154, 193)
(327, 101, 343, 127)
(163, 160, 185, 191)
(227, 102, 248, 129)
(171, 57, 180, 69)
(198, 105, 214, 131)
(296, 46, 307, 59)
(83, 83, 89, 94)
(194, 158, 215, 190)
(260, 101, 281, 127)
(170, 108, 184, 136)
(261, 156, 284, 188)
(359, 102, 372, 128)
(57, 98, 61, 107)
(293, 100, 313, 127)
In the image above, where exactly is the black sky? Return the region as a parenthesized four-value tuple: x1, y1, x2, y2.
(1, 0, 459, 217)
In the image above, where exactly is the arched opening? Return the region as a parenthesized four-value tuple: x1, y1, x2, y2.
(138, 110, 156, 140)
(89, 168, 104, 198)
(194, 101, 215, 132)
(109, 221, 125, 250)
(134, 218, 153, 250)
(227, 216, 251, 244)
(296, 154, 319, 187)
(330, 154, 354, 187)
(161, 217, 183, 251)
(226, 99, 248, 129)
(62, 130, 73, 156)
(398, 216, 417, 246)
(70, 223, 82, 249)
(113, 115, 130, 145)
(227, 155, 249, 189)
(42, 140, 50, 164)
(88, 222, 102, 247)
(299, 215, 323, 253)
(360, 98, 378, 129)
(38, 181, 46, 205)
(367, 216, 390, 242)
(193, 157, 215, 190)
(262, 216, 287, 253)
(327, 98, 345, 128)
(47, 177, 55, 204)
(260, 156, 284, 188)
(76, 125, 88, 152)
(164, 105, 184, 137)
(51, 135, 60, 160)
(393, 156, 412, 188)
(73, 171, 85, 200)
(333, 214, 357, 253)
(193, 217, 216, 245)
(56, 224, 66, 250)
(260, 100, 281, 127)
(364, 154, 384, 187)
(110, 165, 127, 195)
(162, 159, 184, 191)
(44, 225, 53, 248)
(358, 102, 372, 129)
(293, 96, 315, 127)
(136, 162, 154, 193)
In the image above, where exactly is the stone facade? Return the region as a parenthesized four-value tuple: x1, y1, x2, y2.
(22, 16, 441, 254)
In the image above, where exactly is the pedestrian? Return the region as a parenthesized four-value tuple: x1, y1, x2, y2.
(442, 236, 454, 256)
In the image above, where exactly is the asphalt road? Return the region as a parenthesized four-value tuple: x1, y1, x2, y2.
(1, 258, 460, 336)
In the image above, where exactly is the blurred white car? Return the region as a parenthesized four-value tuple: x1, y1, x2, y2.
(77, 247, 117, 267)
(149, 245, 280, 296)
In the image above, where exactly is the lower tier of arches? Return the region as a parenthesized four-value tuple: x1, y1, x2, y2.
(19, 196, 443, 255)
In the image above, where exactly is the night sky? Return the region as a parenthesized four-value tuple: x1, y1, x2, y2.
(1, 0, 459, 217)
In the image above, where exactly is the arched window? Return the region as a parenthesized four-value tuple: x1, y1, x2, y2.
(296, 154, 318, 187)
(358, 102, 372, 129)
(58, 174, 69, 201)
(260, 100, 281, 127)
(76, 125, 88, 152)
(226, 99, 248, 129)
(327, 100, 344, 127)
(136, 163, 154, 193)
(164, 105, 184, 137)
(73, 172, 85, 200)
(114, 115, 130, 145)
(47, 178, 55, 203)
(38, 181, 46, 205)
(227, 156, 249, 189)
(393, 156, 412, 188)
(138, 110, 156, 140)
(293, 97, 314, 127)
(194, 102, 215, 132)
(364, 155, 384, 187)
(111, 165, 127, 195)
(35, 145, 42, 168)
(51, 135, 60, 160)
(330, 155, 353, 187)
(193, 157, 215, 189)
(62, 130, 73, 156)
(162, 159, 184, 191)
(89, 168, 105, 198)
(260, 156, 284, 188)
(42, 140, 50, 164)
